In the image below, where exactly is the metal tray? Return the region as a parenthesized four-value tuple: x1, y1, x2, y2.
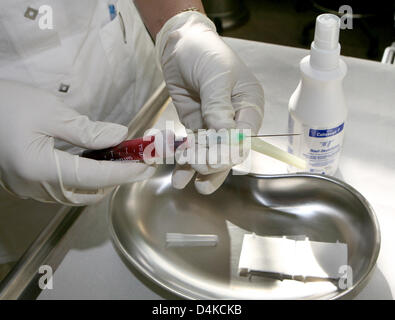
(109, 165, 380, 300)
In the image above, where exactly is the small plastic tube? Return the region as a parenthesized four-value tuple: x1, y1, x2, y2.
(251, 138, 307, 170)
(238, 133, 306, 169)
(166, 233, 218, 247)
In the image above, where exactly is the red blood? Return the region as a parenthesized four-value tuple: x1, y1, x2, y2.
(81, 136, 187, 161)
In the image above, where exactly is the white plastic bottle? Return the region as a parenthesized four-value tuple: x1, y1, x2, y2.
(288, 13, 347, 175)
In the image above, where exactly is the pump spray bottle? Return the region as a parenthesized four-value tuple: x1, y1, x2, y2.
(288, 14, 347, 175)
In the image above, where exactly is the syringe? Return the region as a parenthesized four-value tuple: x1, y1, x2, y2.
(81, 133, 306, 169)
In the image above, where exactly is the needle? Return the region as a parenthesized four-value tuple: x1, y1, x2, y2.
(247, 133, 301, 138)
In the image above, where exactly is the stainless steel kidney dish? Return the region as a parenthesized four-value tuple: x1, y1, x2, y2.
(109, 165, 380, 299)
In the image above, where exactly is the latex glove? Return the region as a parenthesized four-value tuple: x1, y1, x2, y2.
(156, 11, 264, 194)
(0, 81, 156, 205)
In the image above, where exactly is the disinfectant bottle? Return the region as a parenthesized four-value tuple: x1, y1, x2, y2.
(288, 13, 347, 175)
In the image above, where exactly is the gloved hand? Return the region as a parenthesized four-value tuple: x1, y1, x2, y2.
(155, 11, 264, 194)
(0, 80, 156, 205)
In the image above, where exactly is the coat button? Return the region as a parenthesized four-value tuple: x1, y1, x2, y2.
(24, 7, 39, 20)
(58, 83, 70, 93)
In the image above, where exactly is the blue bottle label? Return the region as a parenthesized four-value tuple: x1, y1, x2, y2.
(288, 115, 345, 175)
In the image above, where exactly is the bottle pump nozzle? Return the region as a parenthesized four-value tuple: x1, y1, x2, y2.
(314, 14, 340, 50)
(310, 14, 341, 70)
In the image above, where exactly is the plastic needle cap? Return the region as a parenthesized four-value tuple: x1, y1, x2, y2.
(237, 133, 306, 169)
(314, 14, 340, 50)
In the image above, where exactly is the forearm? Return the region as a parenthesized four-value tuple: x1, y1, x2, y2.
(133, 0, 205, 39)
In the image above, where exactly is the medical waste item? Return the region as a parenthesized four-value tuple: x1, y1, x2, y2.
(288, 13, 347, 175)
(81, 133, 306, 169)
(238, 233, 348, 281)
(166, 233, 218, 247)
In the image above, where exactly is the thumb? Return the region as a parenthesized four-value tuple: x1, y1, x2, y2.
(199, 71, 236, 130)
(235, 107, 263, 135)
(232, 77, 264, 135)
(45, 105, 128, 149)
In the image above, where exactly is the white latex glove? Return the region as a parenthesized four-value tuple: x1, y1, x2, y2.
(156, 11, 264, 194)
(0, 81, 156, 205)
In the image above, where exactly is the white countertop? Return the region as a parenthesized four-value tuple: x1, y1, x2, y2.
(39, 38, 395, 300)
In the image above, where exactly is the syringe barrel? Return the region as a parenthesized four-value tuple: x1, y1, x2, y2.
(81, 136, 188, 161)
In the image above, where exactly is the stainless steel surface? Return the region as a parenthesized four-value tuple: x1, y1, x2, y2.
(110, 165, 380, 299)
(126, 82, 169, 139)
(0, 82, 169, 300)
(0, 206, 84, 299)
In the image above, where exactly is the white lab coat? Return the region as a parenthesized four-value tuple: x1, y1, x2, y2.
(0, 0, 163, 265)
